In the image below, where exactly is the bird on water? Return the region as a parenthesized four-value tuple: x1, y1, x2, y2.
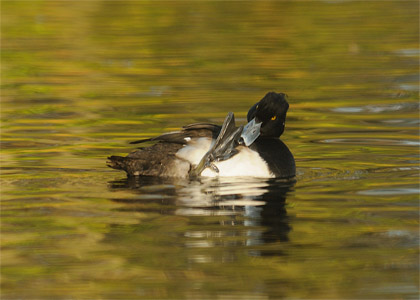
(107, 92, 295, 179)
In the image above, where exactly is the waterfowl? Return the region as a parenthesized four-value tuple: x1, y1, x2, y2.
(107, 92, 295, 178)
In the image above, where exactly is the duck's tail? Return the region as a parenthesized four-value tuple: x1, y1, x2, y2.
(107, 155, 127, 171)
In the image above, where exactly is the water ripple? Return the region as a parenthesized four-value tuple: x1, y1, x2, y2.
(358, 188, 419, 196)
(316, 138, 420, 146)
(331, 102, 419, 114)
(394, 48, 420, 57)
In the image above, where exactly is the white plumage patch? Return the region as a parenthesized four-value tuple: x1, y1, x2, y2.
(176, 137, 213, 166)
(176, 137, 273, 178)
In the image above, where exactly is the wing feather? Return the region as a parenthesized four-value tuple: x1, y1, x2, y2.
(130, 123, 221, 145)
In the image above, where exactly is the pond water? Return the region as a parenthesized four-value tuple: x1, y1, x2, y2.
(1, 1, 419, 299)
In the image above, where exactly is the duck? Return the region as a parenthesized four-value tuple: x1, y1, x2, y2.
(107, 92, 295, 179)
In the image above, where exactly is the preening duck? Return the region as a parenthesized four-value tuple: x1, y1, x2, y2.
(107, 92, 295, 179)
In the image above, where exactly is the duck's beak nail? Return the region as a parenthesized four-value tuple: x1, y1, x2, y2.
(210, 163, 219, 173)
(240, 118, 261, 146)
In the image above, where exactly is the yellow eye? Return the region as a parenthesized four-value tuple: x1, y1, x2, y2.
(271, 116, 277, 121)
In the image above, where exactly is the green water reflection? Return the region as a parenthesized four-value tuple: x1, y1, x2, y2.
(1, 1, 419, 299)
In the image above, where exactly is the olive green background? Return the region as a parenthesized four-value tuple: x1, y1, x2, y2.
(1, 1, 419, 299)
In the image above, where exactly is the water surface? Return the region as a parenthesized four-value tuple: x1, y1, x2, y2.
(1, 1, 419, 299)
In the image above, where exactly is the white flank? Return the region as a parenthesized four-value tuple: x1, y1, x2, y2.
(201, 147, 273, 178)
(176, 137, 213, 165)
(176, 137, 273, 178)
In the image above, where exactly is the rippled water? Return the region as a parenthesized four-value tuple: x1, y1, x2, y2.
(1, 1, 419, 299)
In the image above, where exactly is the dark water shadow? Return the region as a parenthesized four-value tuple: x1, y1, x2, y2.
(108, 176, 295, 256)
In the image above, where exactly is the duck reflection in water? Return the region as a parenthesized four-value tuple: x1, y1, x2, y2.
(108, 176, 294, 257)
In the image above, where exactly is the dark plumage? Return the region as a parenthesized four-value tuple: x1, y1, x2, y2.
(108, 124, 221, 177)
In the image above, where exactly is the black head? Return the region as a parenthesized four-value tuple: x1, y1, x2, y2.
(247, 92, 289, 138)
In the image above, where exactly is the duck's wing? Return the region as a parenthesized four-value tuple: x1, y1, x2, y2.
(130, 123, 221, 145)
(109, 123, 222, 177)
(108, 142, 188, 176)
